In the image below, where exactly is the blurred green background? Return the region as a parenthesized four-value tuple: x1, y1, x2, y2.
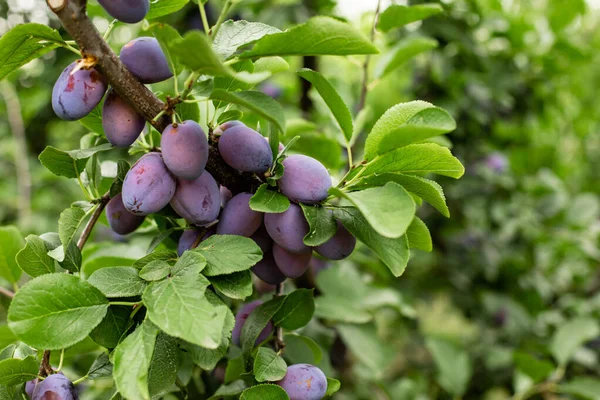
(1, 0, 600, 399)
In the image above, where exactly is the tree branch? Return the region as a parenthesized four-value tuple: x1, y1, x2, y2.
(77, 192, 110, 250)
(47, 0, 256, 193)
(0, 287, 15, 299)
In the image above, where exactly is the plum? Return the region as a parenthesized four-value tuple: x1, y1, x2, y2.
(170, 172, 220, 225)
(102, 88, 145, 147)
(314, 221, 356, 260)
(120, 37, 173, 83)
(220, 186, 233, 208)
(308, 256, 329, 277)
(217, 193, 263, 237)
(264, 204, 310, 254)
(218, 124, 273, 173)
(213, 120, 245, 136)
(277, 364, 327, 400)
(25, 379, 38, 398)
(52, 61, 107, 121)
(231, 300, 273, 346)
(31, 373, 78, 400)
(252, 250, 286, 285)
(161, 120, 209, 180)
(122, 152, 176, 216)
(177, 228, 215, 256)
(278, 155, 331, 204)
(106, 193, 145, 235)
(272, 244, 311, 278)
(98, 0, 149, 24)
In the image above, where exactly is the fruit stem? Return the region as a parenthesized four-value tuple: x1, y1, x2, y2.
(77, 192, 110, 250)
(275, 282, 285, 352)
(0, 287, 14, 298)
(198, 1, 210, 36)
(211, 0, 234, 38)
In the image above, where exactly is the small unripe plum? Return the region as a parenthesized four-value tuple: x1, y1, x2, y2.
(279, 155, 332, 204)
(218, 125, 273, 173)
(177, 228, 214, 256)
(217, 193, 263, 237)
(213, 120, 245, 136)
(161, 120, 209, 180)
(170, 172, 220, 225)
(252, 250, 286, 285)
(52, 61, 107, 121)
(315, 221, 356, 260)
(102, 88, 145, 147)
(220, 186, 233, 207)
(122, 152, 176, 216)
(264, 204, 310, 254)
(98, 0, 149, 23)
(106, 193, 145, 235)
(31, 373, 78, 400)
(120, 37, 173, 83)
(231, 300, 273, 346)
(273, 244, 311, 278)
(277, 364, 327, 400)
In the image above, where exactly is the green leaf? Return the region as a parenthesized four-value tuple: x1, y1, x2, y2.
(88, 267, 148, 298)
(0, 23, 64, 80)
(375, 37, 438, 78)
(146, 0, 189, 19)
(240, 16, 378, 58)
(347, 173, 449, 217)
(16, 235, 56, 277)
(214, 20, 281, 59)
(139, 260, 171, 281)
(300, 204, 337, 246)
(333, 207, 410, 277)
(218, 109, 244, 125)
(254, 57, 290, 75)
(338, 324, 394, 381)
(283, 334, 323, 365)
(151, 23, 183, 79)
(330, 183, 415, 238)
(406, 217, 432, 252)
(39, 146, 88, 179)
(110, 160, 131, 197)
(550, 318, 600, 366)
(194, 235, 263, 276)
(88, 352, 113, 380)
(513, 352, 554, 383)
(143, 274, 227, 348)
(241, 296, 286, 354)
(273, 289, 315, 330)
(0, 226, 24, 283)
(7, 273, 109, 349)
(89, 306, 131, 349)
(297, 69, 353, 142)
(172, 251, 206, 276)
(253, 347, 287, 383)
(425, 338, 472, 397)
(113, 320, 159, 400)
(58, 206, 86, 246)
(79, 104, 104, 136)
(0, 356, 38, 385)
(148, 333, 179, 398)
(560, 378, 600, 400)
(240, 384, 290, 400)
(250, 184, 290, 213)
(325, 378, 341, 397)
(209, 90, 285, 133)
(378, 4, 444, 31)
(61, 241, 82, 273)
(208, 380, 246, 399)
(133, 251, 178, 270)
(287, 133, 343, 170)
(209, 270, 253, 300)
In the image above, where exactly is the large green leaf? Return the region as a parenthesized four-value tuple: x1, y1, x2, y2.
(272, 289, 315, 330)
(214, 20, 281, 59)
(146, 0, 189, 19)
(148, 333, 179, 398)
(209, 271, 253, 300)
(38, 145, 112, 179)
(15, 235, 56, 277)
(406, 217, 432, 252)
(300, 204, 337, 246)
(253, 347, 287, 383)
(551, 318, 600, 366)
(241, 296, 286, 354)
(8, 274, 109, 349)
(58, 206, 86, 247)
(88, 266, 148, 298)
(0, 356, 38, 385)
(249, 184, 290, 213)
(239, 384, 290, 400)
(209, 90, 285, 133)
(194, 235, 263, 276)
(89, 306, 131, 349)
(0, 226, 24, 283)
(375, 37, 438, 78)
(240, 16, 378, 58)
(378, 4, 444, 31)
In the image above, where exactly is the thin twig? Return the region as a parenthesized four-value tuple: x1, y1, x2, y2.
(356, 0, 382, 114)
(275, 282, 285, 352)
(198, 1, 210, 36)
(0, 287, 15, 298)
(77, 192, 110, 250)
(211, 0, 234, 38)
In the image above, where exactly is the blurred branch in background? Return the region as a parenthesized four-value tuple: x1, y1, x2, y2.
(1, 81, 31, 229)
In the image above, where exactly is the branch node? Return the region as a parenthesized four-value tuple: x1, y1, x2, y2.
(47, 0, 66, 12)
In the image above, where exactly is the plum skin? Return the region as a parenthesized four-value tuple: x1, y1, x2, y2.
(279, 154, 332, 204)
(102, 88, 145, 147)
(231, 300, 273, 346)
(277, 364, 327, 400)
(170, 171, 220, 225)
(315, 221, 356, 260)
(218, 125, 273, 173)
(122, 152, 176, 216)
(177, 228, 214, 256)
(161, 120, 209, 180)
(272, 244, 311, 278)
(52, 62, 107, 121)
(217, 193, 263, 237)
(120, 37, 173, 84)
(31, 373, 78, 400)
(106, 193, 145, 235)
(98, 0, 150, 24)
(264, 204, 310, 254)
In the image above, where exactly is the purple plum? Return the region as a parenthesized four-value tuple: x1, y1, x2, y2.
(264, 204, 310, 254)
(278, 155, 331, 204)
(102, 88, 145, 147)
(106, 193, 145, 235)
(161, 120, 209, 180)
(217, 193, 263, 237)
(52, 61, 107, 121)
(170, 171, 220, 225)
(120, 37, 172, 83)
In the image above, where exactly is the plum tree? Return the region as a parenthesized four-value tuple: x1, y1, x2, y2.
(277, 364, 327, 400)
(231, 300, 273, 346)
(102, 89, 145, 147)
(315, 221, 356, 260)
(122, 152, 176, 216)
(106, 193, 145, 235)
(52, 61, 107, 121)
(120, 37, 173, 84)
(170, 171, 220, 225)
(177, 228, 215, 256)
(161, 120, 209, 180)
(31, 373, 78, 400)
(98, 0, 150, 24)
(278, 155, 332, 204)
(272, 243, 312, 278)
(218, 124, 273, 173)
(217, 193, 263, 237)
(264, 204, 310, 254)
